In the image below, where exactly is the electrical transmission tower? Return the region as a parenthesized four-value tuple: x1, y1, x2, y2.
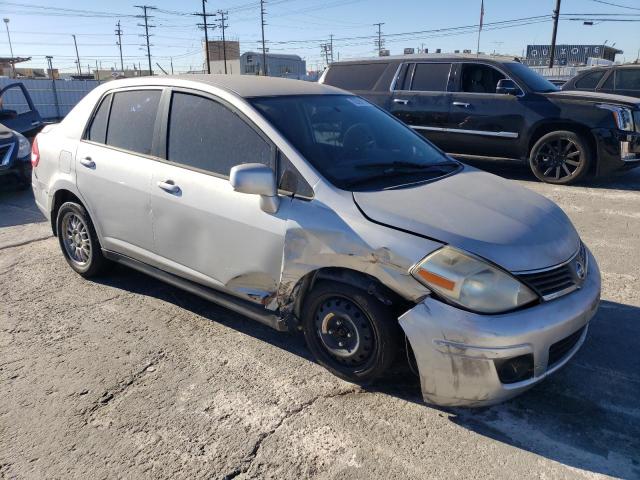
(135, 5, 156, 76)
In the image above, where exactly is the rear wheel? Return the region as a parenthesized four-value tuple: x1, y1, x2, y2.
(302, 281, 400, 384)
(56, 201, 111, 278)
(529, 130, 592, 185)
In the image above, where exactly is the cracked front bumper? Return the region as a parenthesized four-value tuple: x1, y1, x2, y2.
(399, 249, 601, 407)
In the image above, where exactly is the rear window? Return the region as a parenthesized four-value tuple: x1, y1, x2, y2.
(575, 70, 605, 89)
(106, 90, 161, 156)
(86, 94, 111, 144)
(411, 63, 452, 92)
(324, 63, 388, 90)
(616, 69, 640, 91)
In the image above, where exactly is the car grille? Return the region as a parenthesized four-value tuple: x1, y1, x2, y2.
(548, 326, 585, 367)
(0, 142, 14, 167)
(517, 243, 588, 301)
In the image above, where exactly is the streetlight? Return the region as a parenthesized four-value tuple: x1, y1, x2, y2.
(3, 18, 15, 79)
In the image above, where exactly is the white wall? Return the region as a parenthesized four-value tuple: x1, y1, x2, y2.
(208, 60, 241, 75)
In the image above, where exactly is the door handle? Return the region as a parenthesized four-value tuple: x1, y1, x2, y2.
(157, 180, 181, 194)
(393, 98, 409, 105)
(31, 120, 42, 126)
(452, 102, 471, 108)
(79, 156, 95, 168)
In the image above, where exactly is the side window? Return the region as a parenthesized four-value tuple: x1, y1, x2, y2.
(167, 92, 272, 176)
(393, 63, 410, 90)
(601, 71, 615, 90)
(0, 84, 32, 115)
(86, 94, 111, 144)
(575, 70, 605, 89)
(278, 151, 313, 198)
(106, 90, 161, 155)
(459, 64, 506, 94)
(323, 63, 388, 90)
(411, 63, 452, 92)
(616, 69, 640, 92)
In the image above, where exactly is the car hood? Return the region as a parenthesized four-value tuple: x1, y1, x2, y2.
(544, 89, 640, 108)
(353, 167, 580, 272)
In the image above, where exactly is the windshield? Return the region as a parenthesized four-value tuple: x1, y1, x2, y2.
(507, 63, 559, 93)
(250, 95, 459, 191)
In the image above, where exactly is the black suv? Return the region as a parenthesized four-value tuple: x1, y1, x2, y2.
(562, 64, 640, 99)
(320, 55, 640, 184)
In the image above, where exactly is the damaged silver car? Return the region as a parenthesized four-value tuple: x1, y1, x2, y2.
(31, 76, 601, 407)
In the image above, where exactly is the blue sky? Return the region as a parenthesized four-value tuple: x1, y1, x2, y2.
(2, 0, 639, 73)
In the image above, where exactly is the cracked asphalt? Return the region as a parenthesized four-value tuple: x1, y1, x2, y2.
(1, 164, 639, 480)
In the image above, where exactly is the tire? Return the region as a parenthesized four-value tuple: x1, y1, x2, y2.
(529, 130, 592, 185)
(301, 281, 400, 384)
(56, 201, 111, 278)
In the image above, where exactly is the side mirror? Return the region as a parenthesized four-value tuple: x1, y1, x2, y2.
(496, 79, 521, 96)
(230, 163, 280, 214)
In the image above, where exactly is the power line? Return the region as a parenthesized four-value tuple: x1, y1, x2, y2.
(588, 0, 640, 10)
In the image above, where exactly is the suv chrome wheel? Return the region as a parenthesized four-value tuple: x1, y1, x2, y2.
(61, 212, 91, 265)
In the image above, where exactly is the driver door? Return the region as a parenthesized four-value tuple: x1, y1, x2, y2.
(149, 90, 290, 304)
(445, 63, 524, 158)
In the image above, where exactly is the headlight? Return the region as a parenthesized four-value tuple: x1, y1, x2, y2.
(598, 104, 635, 132)
(410, 246, 538, 314)
(14, 131, 31, 158)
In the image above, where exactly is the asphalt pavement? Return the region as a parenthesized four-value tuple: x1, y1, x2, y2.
(1, 163, 639, 479)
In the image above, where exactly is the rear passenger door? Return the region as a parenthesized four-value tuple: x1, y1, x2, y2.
(389, 62, 453, 150)
(76, 88, 161, 262)
(614, 68, 640, 98)
(445, 63, 524, 158)
(149, 89, 290, 304)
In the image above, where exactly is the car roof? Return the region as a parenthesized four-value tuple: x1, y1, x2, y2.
(331, 53, 521, 64)
(102, 74, 347, 98)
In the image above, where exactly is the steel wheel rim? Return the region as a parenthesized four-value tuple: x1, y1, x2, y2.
(314, 296, 376, 368)
(534, 137, 582, 181)
(62, 213, 91, 266)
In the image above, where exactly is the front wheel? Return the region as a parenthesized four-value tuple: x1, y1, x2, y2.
(529, 130, 592, 185)
(302, 281, 400, 384)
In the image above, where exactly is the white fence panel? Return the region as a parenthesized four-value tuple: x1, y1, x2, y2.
(0, 78, 101, 119)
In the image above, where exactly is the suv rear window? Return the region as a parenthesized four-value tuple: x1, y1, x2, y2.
(411, 63, 452, 92)
(575, 70, 605, 89)
(106, 90, 161, 155)
(324, 63, 388, 90)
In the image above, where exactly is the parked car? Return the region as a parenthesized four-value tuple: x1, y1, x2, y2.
(32, 76, 601, 407)
(319, 54, 640, 184)
(562, 64, 640, 98)
(0, 82, 44, 138)
(0, 122, 33, 188)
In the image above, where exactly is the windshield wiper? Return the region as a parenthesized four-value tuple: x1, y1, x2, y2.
(355, 160, 458, 171)
(343, 163, 457, 188)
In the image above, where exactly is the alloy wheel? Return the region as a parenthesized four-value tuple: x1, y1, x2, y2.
(533, 137, 582, 181)
(61, 213, 92, 266)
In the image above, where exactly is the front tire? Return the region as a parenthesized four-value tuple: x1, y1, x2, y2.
(302, 281, 400, 384)
(56, 201, 111, 278)
(529, 130, 592, 185)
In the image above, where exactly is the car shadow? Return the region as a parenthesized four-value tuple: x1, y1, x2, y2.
(0, 188, 46, 228)
(458, 157, 640, 191)
(93, 266, 639, 478)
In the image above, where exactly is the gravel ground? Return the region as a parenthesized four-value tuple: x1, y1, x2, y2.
(1, 164, 639, 480)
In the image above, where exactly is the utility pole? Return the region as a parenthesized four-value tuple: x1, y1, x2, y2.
(170, 57, 174, 74)
(3, 19, 15, 78)
(135, 5, 156, 76)
(374, 22, 384, 56)
(260, 0, 268, 75)
(549, 0, 561, 68)
(115, 20, 124, 73)
(202, 0, 211, 74)
(46, 56, 61, 119)
(218, 10, 228, 74)
(329, 34, 334, 63)
(72, 34, 81, 75)
(95, 60, 100, 81)
(320, 43, 330, 67)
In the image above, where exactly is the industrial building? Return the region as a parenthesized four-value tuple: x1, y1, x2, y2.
(205, 40, 241, 75)
(524, 44, 622, 67)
